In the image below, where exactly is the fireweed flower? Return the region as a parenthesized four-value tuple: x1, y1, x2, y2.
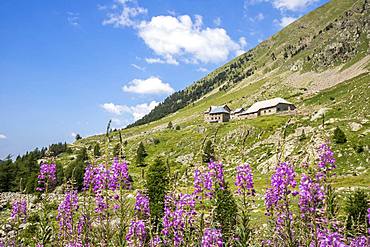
(110, 158, 131, 190)
(315, 229, 347, 247)
(201, 228, 223, 247)
(350, 236, 368, 247)
(299, 174, 325, 219)
(134, 191, 150, 219)
(208, 161, 225, 190)
(265, 162, 297, 215)
(235, 164, 255, 196)
(162, 193, 196, 246)
(194, 169, 213, 198)
(57, 190, 79, 239)
(126, 220, 147, 247)
(36, 163, 57, 191)
(149, 235, 162, 247)
(11, 199, 27, 222)
(318, 144, 336, 171)
(264, 162, 297, 245)
(367, 208, 370, 234)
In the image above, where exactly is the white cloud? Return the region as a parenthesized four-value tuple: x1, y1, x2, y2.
(145, 57, 179, 65)
(245, 0, 318, 11)
(122, 76, 175, 94)
(276, 16, 297, 27)
(71, 132, 77, 138)
(137, 15, 242, 64)
(103, 2, 244, 64)
(272, 0, 318, 11)
(0, 134, 7, 139)
(102, 0, 147, 28)
(197, 67, 209, 73)
(213, 17, 222, 26)
(131, 63, 145, 71)
(101, 101, 159, 121)
(101, 103, 129, 115)
(67, 12, 80, 26)
(130, 101, 159, 120)
(239, 37, 247, 48)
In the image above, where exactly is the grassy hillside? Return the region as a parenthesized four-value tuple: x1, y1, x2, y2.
(58, 0, 369, 195)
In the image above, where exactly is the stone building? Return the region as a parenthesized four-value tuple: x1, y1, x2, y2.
(239, 97, 296, 119)
(204, 105, 231, 123)
(230, 107, 245, 120)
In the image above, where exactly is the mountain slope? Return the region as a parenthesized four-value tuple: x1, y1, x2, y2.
(63, 0, 369, 192)
(127, 0, 369, 128)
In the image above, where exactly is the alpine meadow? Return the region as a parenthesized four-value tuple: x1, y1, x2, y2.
(0, 0, 369, 246)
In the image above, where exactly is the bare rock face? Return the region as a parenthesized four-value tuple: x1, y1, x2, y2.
(176, 153, 194, 165)
(311, 108, 330, 121)
(348, 122, 363, 131)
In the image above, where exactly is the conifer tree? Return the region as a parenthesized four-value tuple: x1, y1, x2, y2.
(146, 158, 169, 227)
(136, 142, 147, 167)
(333, 126, 347, 144)
(202, 140, 215, 163)
(75, 134, 82, 141)
(93, 143, 101, 157)
(213, 184, 238, 243)
(113, 143, 121, 158)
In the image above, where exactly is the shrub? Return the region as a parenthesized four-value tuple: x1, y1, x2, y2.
(202, 140, 215, 164)
(213, 185, 238, 244)
(345, 190, 369, 235)
(136, 142, 147, 167)
(175, 125, 181, 130)
(93, 143, 101, 157)
(333, 127, 347, 144)
(146, 158, 169, 228)
(153, 138, 160, 145)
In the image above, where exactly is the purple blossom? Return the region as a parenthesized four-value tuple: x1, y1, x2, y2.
(56, 190, 79, 239)
(318, 144, 336, 171)
(265, 162, 297, 214)
(235, 164, 255, 196)
(264, 162, 297, 245)
(162, 193, 196, 246)
(208, 161, 225, 190)
(110, 158, 131, 190)
(316, 230, 347, 247)
(134, 192, 150, 219)
(201, 228, 223, 247)
(149, 235, 162, 247)
(36, 163, 57, 191)
(299, 174, 325, 219)
(350, 236, 368, 247)
(126, 220, 147, 246)
(194, 169, 213, 198)
(368, 208, 370, 234)
(11, 199, 27, 222)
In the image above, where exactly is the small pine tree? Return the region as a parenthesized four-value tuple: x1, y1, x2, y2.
(93, 143, 101, 157)
(113, 143, 121, 158)
(213, 185, 238, 244)
(75, 134, 82, 141)
(136, 142, 147, 167)
(333, 127, 347, 144)
(175, 125, 181, 130)
(146, 158, 169, 228)
(167, 121, 173, 129)
(79, 147, 88, 161)
(345, 190, 368, 235)
(202, 140, 215, 163)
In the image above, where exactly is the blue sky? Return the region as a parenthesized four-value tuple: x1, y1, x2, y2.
(0, 0, 329, 158)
